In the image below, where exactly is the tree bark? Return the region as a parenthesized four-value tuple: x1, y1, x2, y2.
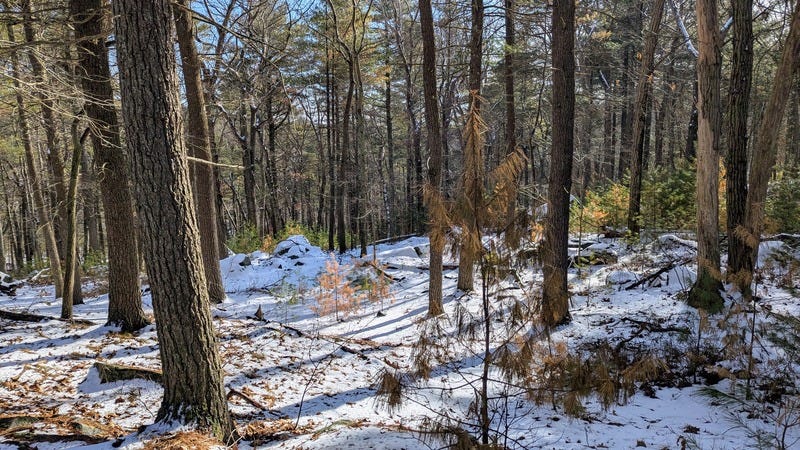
(112, 0, 234, 440)
(174, 0, 226, 303)
(724, 0, 753, 282)
(688, 0, 724, 312)
(541, 0, 575, 327)
(457, 0, 484, 292)
(420, 0, 445, 317)
(627, 0, 665, 234)
(70, 0, 148, 331)
(61, 119, 85, 319)
(739, 1, 800, 295)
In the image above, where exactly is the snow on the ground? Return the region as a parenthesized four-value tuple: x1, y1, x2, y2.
(1, 234, 799, 449)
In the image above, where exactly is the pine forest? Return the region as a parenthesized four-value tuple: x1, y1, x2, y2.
(1, 0, 800, 448)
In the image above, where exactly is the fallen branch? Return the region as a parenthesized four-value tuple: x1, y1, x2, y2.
(93, 361, 162, 384)
(625, 257, 692, 290)
(0, 309, 95, 325)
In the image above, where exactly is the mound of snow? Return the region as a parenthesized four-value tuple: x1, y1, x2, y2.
(606, 270, 637, 285)
(220, 235, 332, 293)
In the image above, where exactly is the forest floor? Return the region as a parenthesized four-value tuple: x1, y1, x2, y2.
(1, 233, 800, 449)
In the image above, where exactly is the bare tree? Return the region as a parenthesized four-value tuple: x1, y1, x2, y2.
(688, 0, 724, 312)
(419, 0, 444, 316)
(541, 0, 575, 327)
(174, 0, 226, 303)
(70, 0, 149, 331)
(112, 0, 235, 439)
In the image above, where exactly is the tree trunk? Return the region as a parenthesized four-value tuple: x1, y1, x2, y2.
(21, 0, 68, 255)
(174, 0, 226, 303)
(739, 2, 800, 295)
(688, 0, 724, 312)
(541, 0, 575, 327)
(6, 22, 64, 299)
(80, 146, 102, 255)
(457, 0, 484, 292)
(385, 69, 396, 238)
(61, 119, 85, 319)
(627, 0, 665, 235)
(724, 0, 753, 283)
(504, 0, 518, 221)
(420, 0, 445, 317)
(787, 74, 800, 168)
(112, 0, 235, 441)
(70, 0, 148, 331)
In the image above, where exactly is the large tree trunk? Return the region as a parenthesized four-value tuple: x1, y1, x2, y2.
(739, 2, 800, 295)
(6, 22, 64, 299)
(112, 0, 235, 440)
(627, 0, 665, 234)
(541, 0, 575, 327)
(724, 0, 753, 283)
(70, 0, 148, 331)
(688, 0, 724, 312)
(419, 0, 445, 317)
(174, 0, 226, 303)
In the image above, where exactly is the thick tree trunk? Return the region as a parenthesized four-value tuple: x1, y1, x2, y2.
(724, 0, 753, 283)
(70, 0, 148, 331)
(627, 0, 665, 234)
(112, 0, 234, 440)
(420, 0, 445, 317)
(6, 23, 64, 299)
(541, 0, 575, 327)
(740, 2, 800, 295)
(688, 0, 724, 312)
(174, 0, 226, 303)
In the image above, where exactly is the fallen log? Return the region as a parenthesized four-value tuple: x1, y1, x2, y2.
(93, 361, 162, 384)
(0, 309, 95, 325)
(625, 257, 693, 290)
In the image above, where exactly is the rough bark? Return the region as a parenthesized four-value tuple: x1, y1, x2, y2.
(112, 0, 235, 441)
(6, 22, 64, 299)
(70, 0, 148, 331)
(724, 0, 753, 282)
(420, 0, 445, 317)
(541, 0, 575, 327)
(174, 0, 226, 303)
(688, 0, 724, 312)
(627, 0, 665, 234)
(739, 2, 800, 295)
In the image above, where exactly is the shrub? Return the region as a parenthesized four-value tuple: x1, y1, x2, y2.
(226, 225, 261, 254)
(765, 173, 800, 233)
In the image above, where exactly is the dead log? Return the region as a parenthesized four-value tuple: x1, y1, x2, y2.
(0, 414, 117, 445)
(625, 257, 693, 290)
(0, 309, 95, 325)
(93, 361, 162, 384)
